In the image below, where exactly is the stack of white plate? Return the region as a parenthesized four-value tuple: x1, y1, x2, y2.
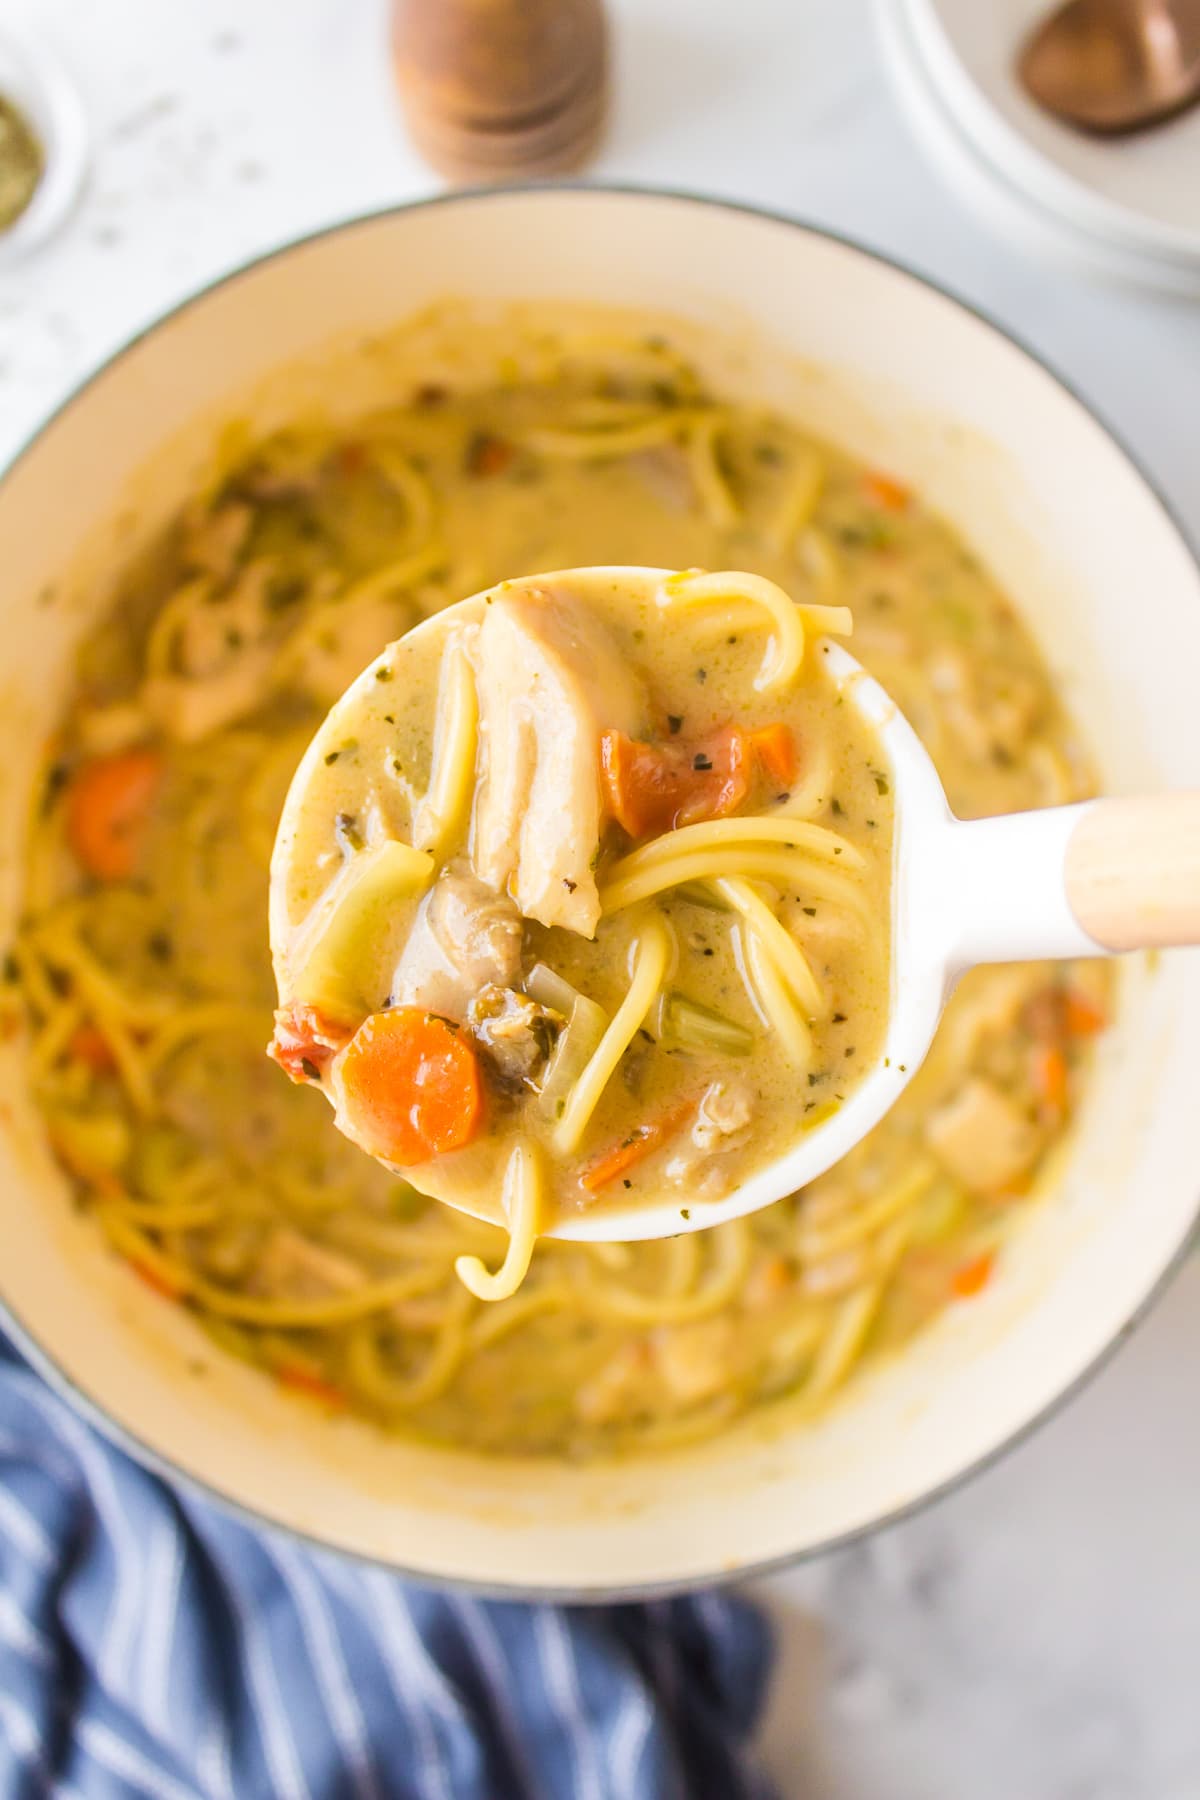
(876, 0, 1200, 296)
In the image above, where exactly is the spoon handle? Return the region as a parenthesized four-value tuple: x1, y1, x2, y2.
(942, 792, 1200, 971)
(1064, 792, 1200, 951)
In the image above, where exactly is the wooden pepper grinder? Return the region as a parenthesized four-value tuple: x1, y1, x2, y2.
(393, 0, 608, 183)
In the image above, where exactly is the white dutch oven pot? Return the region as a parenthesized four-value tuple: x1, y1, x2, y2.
(1, 189, 1197, 1595)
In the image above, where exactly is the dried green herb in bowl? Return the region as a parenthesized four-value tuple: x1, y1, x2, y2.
(0, 90, 43, 232)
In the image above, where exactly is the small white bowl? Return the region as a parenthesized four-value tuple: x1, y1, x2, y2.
(0, 24, 88, 267)
(877, 0, 1200, 298)
(902, 0, 1200, 266)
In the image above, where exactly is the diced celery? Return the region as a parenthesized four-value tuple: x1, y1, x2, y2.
(661, 991, 754, 1057)
(291, 839, 433, 1018)
(909, 1178, 969, 1245)
(53, 1109, 131, 1173)
(529, 964, 608, 1121)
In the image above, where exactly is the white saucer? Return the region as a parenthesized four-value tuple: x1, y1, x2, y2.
(877, 0, 1200, 295)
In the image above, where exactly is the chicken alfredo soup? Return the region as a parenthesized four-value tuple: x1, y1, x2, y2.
(11, 317, 1110, 1455)
(268, 567, 893, 1297)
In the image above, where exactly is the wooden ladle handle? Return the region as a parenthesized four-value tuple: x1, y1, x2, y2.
(1065, 793, 1200, 951)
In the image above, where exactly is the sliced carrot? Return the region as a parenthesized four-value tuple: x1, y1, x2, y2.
(951, 1251, 995, 1299)
(601, 726, 749, 839)
(268, 1002, 353, 1084)
(66, 1022, 118, 1076)
(1064, 990, 1108, 1038)
(748, 723, 798, 787)
(466, 432, 515, 477)
(336, 440, 367, 476)
(862, 470, 910, 512)
(337, 1008, 484, 1166)
(65, 747, 162, 882)
(130, 1256, 184, 1301)
(276, 1364, 345, 1408)
(581, 1099, 696, 1192)
(1032, 1043, 1069, 1115)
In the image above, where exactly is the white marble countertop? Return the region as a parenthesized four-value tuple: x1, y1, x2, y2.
(2, 1, 1198, 1794)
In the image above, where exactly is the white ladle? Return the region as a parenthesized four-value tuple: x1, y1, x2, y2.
(272, 569, 1200, 1243)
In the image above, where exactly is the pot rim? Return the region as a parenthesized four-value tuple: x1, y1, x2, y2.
(2, 180, 1197, 1601)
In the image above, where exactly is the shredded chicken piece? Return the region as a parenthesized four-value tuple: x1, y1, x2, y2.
(628, 444, 695, 514)
(651, 1318, 735, 1404)
(141, 560, 287, 743)
(691, 1081, 754, 1151)
(929, 648, 1043, 764)
(472, 583, 643, 935)
(937, 967, 1040, 1068)
(664, 1081, 754, 1195)
(181, 500, 253, 581)
(240, 437, 324, 499)
(799, 1246, 871, 1298)
(467, 985, 562, 1092)
(75, 701, 154, 757)
(574, 1341, 651, 1426)
(177, 560, 277, 679)
(741, 1253, 794, 1312)
(143, 643, 278, 744)
(288, 593, 416, 707)
(252, 1227, 364, 1300)
(390, 869, 523, 1020)
(924, 1077, 1040, 1194)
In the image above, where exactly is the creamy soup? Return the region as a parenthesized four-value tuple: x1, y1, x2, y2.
(10, 320, 1110, 1455)
(267, 567, 893, 1292)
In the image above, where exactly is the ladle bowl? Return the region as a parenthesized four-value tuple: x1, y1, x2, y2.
(271, 565, 1200, 1243)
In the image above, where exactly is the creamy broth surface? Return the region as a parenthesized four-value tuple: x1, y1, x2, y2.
(12, 316, 1111, 1455)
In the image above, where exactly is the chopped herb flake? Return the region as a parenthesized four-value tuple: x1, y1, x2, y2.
(42, 764, 69, 813)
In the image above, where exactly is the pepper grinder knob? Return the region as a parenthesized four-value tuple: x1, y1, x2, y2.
(393, 0, 608, 183)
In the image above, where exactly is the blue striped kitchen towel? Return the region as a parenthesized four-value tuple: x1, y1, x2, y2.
(0, 1331, 776, 1799)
